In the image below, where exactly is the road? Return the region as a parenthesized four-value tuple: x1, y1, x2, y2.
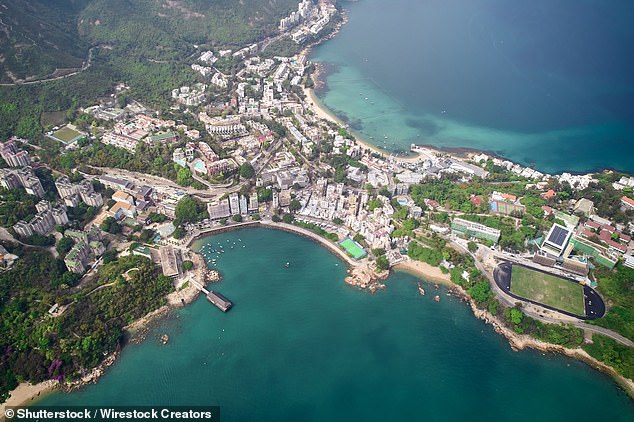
(85, 167, 242, 200)
(0, 45, 101, 86)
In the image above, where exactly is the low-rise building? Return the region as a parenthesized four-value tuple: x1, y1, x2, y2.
(451, 218, 501, 243)
(541, 224, 572, 257)
(207, 199, 232, 220)
(159, 246, 181, 278)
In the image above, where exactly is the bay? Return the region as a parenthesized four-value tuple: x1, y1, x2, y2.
(38, 228, 633, 421)
(311, 0, 634, 173)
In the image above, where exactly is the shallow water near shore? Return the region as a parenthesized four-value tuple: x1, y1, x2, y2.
(37, 228, 632, 420)
(311, 0, 634, 174)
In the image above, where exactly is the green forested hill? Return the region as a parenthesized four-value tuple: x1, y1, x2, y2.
(0, 0, 299, 138)
(0, 0, 297, 82)
(0, 0, 90, 82)
(78, 0, 298, 59)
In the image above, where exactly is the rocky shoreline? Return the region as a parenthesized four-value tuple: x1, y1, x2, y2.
(431, 278, 634, 398)
(344, 265, 388, 293)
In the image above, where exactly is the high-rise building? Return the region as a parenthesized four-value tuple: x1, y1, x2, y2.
(249, 192, 259, 213)
(16, 167, 44, 198)
(0, 140, 30, 167)
(239, 195, 248, 215)
(52, 205, 69, 226)
(12, 221, 33, 238)
(229, 193, 240, 215)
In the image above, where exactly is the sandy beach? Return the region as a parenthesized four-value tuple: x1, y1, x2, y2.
(393, 259, 452, 285)
(303, 81, 425, 163)
(0, 380, 57, 415)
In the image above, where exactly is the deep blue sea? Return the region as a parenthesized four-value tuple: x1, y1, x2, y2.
(37, 228, 633, 421)
(311, 0, 634, 173)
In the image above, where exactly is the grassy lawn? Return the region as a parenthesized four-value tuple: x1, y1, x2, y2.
(340, 238, 366, 260)
(510, 265, 585, 316)
(51, 126, 82, 143)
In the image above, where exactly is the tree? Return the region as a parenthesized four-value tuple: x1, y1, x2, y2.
(376, 256, 389, 271)
(371, 248, 386, 256)
(183, 260, 194, 271)
(509, 308, 524, 325)
(272, 215, 281, 222)
(239, 162, 255, 179)
(174, 196, 205, 225)
(333, 217, 343, 225)
(148, 212, 168, 223)
(173, 227, 186, 239)
(289, 199, 302, 212)
(100, 217, 121, 234)
(232, 214, 243, 222)
(467, 241, 478, 253)
(56, 237, 75, 256)
(176, 166, 193, 186)
(282, 213, 294, 223)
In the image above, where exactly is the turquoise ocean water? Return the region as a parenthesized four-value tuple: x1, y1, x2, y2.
(311, 0, 634, 174)
(39, 228, 633, 421)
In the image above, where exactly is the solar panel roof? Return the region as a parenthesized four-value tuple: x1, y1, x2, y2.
(547, 225, 570, 246)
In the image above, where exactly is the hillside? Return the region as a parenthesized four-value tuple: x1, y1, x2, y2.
(0, 0, 90, 83)
(79, 0, 299, 59)
(0, 0, 298, 83)
(0, 0, 300, 138)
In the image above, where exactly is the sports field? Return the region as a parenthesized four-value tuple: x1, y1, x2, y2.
(339, 238, 367, 260)
(510, 265, 585, 316)
(51, 126, 83, 143)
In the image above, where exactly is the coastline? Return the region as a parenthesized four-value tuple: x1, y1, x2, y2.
(391, 259, 634, 398)
(303, 73, 424, 163)
(4, 6, 632, 411)
(393, 259, 452, 285)
(0, 381, 58, 416)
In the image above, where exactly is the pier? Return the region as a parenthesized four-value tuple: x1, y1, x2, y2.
(189, 278, 233, 312)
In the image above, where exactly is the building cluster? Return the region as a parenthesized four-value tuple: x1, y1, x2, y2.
(200, 113, 247, 138)
(102, 114, 176, 152)
(172, 141, 238, 176)
(279, 0, 315, 31)
(93, 183, 155, 226)
(55, 175, 104, 208)
(12, 200, 69, 238)
(207, 192, 259, 220)
(295, 179, 394, 251)
(256, 150, 308, 190)
(280, 0, 337, 44)
(63, 227, 105, 274)
(489, 191, 526, 216)
(171, 83, 207, 106)
(533, 200, 634, 270)
(0, 166, 44, 197)
(613, 176, 634, 191)
(0, 139, 31, 167)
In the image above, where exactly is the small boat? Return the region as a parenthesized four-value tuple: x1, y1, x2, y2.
(160, 334, 169, 344)
(417, 282, 425, 296)
(433, 295, 440, 302)
(284, 262, 290, 268)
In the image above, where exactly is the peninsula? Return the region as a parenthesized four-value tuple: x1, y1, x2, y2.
(0, 0, 633, 411)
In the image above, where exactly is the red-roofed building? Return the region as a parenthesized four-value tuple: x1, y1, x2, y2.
(542, 205, 554, 216)
(621, 196, 634, 210)
(541, 189, 556, 200)
(470, 194, 483, 206)
(424, 199, 441, 209)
